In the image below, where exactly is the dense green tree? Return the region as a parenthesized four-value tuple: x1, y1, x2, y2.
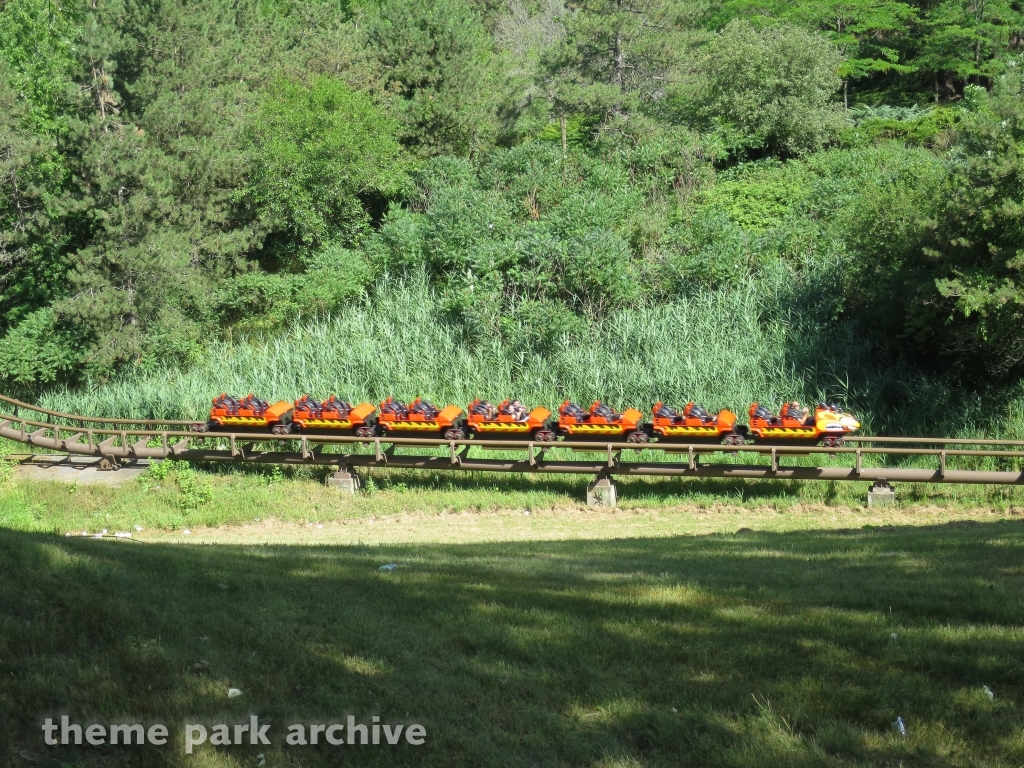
(245, 77, 407, 251)
(897, 75, 1024, 377)
(788, 0, 918, 106)
(714, 0, 918, 106)
(916, 0, 1024, 95)
(366, 0, 503, 157)
(538, 0, 699, 134)
(0, 0, 89, 392)
(691, 20, 847, 156)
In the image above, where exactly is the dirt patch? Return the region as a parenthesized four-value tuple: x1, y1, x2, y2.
(16, 460, 146, 486)
(134, 502, 1014, 547)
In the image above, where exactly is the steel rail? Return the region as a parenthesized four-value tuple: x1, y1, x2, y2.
(846, 435, 1024, 447)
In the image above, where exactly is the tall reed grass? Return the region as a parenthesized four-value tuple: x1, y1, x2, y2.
(39, 271, 1024, 439)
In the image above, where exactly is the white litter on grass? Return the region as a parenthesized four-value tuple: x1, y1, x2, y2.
(183, 529, 191, 535)
(217, 583, 228, 590)
(523, 509, 531, 515)
(891, 632, 898, 642)
(984, 685, 995, 701)
(893, 717, 906, 737)
(257, 754, 266, 766)
(115, 532, 132, 539)
(227, 688, 243, 698)
(134, 525, 143, 531)
(317, 524, 323, 529)
(379, 564, 399, 572)
(101, 529, 108, 534)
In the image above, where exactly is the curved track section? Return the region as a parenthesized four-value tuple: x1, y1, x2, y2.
(4, 393, 1024, 484)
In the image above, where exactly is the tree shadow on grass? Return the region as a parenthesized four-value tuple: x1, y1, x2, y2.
(2, 520, 1023, 767)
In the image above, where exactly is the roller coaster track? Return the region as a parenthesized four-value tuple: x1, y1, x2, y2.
(4, 393, 1024, 486)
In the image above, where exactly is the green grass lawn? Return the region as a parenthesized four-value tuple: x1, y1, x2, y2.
(6, 458, 1024, 536)
(2, 475, 1023, 766)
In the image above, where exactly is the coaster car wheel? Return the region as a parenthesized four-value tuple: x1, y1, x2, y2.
(192, 422, 212, 433)
(271, 424, 292, 435)
(355, 426, 376, 438)
(443, 427, 466, 440)
(626, 430, 649, 444)
(534, 429, 557, 442)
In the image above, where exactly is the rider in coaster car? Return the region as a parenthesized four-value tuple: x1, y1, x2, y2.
(752, 404, 775, 422)
(382, 398, 409, 418)
(591, 402, 621, 421)
(472, 400, 499, 420)
(412, 400, 440, 419)
(561, 402, 588, 423)
(687, 403, 713, 423)
(782, 401, 810, 423)
(501, 399, 528, 422)
(656, 403, 679, 421)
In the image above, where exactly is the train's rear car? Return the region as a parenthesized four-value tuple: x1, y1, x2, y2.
(203, 394, 293, 434)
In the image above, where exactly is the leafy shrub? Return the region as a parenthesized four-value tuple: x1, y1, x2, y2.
(841, 105, 959, 147)
(0, 458, 16, 492)
(143, 461, 213, 509)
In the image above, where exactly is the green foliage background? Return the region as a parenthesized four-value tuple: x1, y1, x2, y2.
(3, 0, 1024, 434)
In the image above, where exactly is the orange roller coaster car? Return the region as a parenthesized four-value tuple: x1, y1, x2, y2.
(650, 401, 745, 445)
(377, 397, 467, 440)
(557, 400, 647, 443)
(466, 399, 556, 441)
(291, 395, 378, 437)
(203, 393, 294, 434)
(748, 402, 861, 447)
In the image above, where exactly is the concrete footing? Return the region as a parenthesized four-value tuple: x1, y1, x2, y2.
(587, 476, 618, 507)
(867, 479, 895, 506)
(327, 468, 361, 494)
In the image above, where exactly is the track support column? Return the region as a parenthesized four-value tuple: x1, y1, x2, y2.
(587, 475, 618, 507)
(327, 467, 361, 494)
(867, 479, 895, 507)
(98, 455, 120, 471)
